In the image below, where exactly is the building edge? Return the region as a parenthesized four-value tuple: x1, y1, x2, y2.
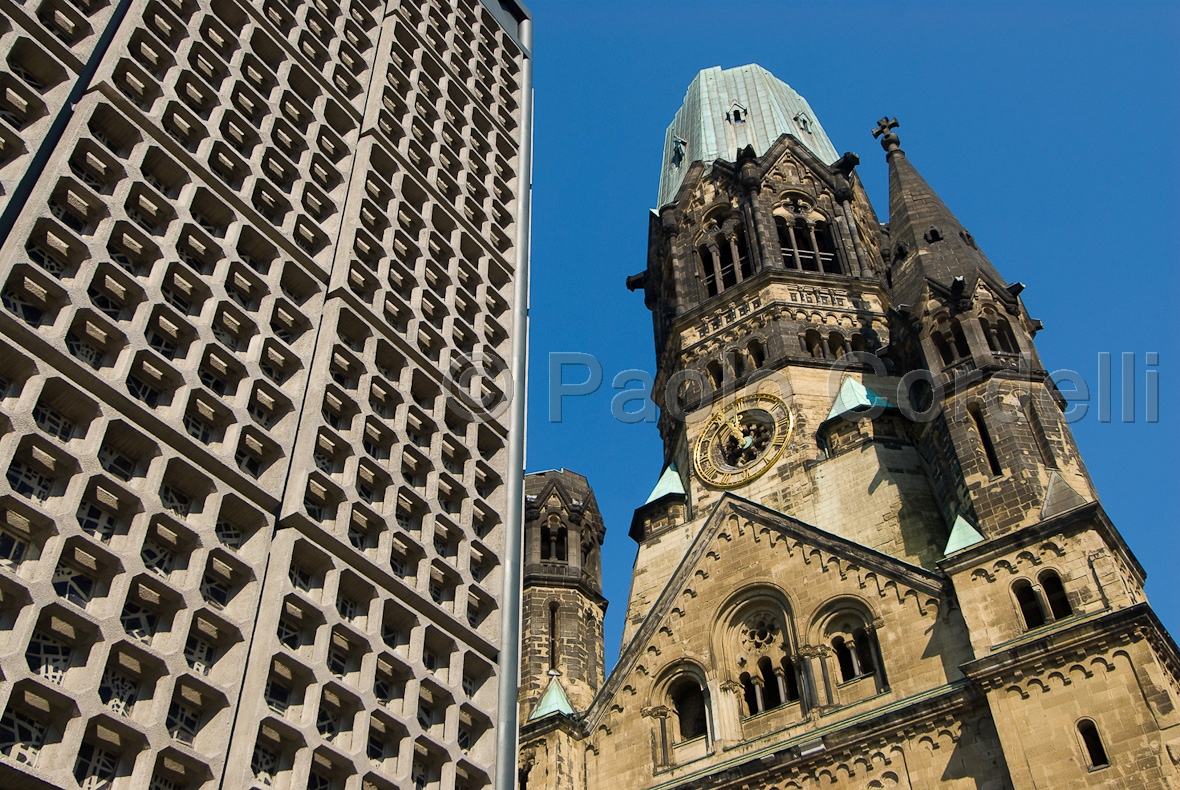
(496, 5, 533, 790)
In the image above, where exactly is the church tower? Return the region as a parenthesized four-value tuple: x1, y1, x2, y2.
(520, 64, 1179, 790)
(518, 470, 606, 719)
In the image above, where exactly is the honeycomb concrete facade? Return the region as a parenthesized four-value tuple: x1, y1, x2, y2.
(0, 0, 532, 787)
(518, 66, 1179, 790)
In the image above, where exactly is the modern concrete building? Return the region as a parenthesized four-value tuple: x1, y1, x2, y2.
(517, 64, 1179, 789)
(0, 0, 532, 787)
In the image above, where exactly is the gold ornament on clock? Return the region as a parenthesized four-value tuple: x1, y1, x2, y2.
(693, 393, 794, 488)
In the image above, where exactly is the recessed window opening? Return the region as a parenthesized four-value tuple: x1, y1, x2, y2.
(1039, 570, 1072, 620)
(548, 601, 558, 671)
(1023, 396, 1057, 469)
(1078, 719, 1109, 769)
(669, 678, 707, 741)
(1013, 579, 1046, 629)
(540, 515, 566, 562)
(968, 404, 1002, 476)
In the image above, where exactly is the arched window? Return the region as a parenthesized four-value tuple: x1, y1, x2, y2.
(728, 348, 745, 379)
(779, 656, 800, 703)
(1013, 579, 1046, 629)
(555, 526, 567, 562)
(540, 516, 554, 561)
(739, 670, 761, 716)
(804, 329, 823, 359)
(822, 611, 885, 693)
(1077, 719, 1109, 769)
(747, 340, 765, 369)
(828, 332, 846, 358)
(932, 330, 955, 366)
(850, 334, 866, 353)
(706, 360, 723, 390)
(1039, 570, 1072, 620)
(669, 678, 707, 741)
(832, 635, 856, 682)
(980, 311, 1019, 354)
(728, 602, 800, 719)
(541, 515, 567, 562)
(996, 317, 1018, 353)
(758, 656, 781, 709)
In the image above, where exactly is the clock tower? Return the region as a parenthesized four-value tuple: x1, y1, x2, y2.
(623, 65, 951, 645)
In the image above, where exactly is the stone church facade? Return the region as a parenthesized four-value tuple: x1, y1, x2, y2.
(517, 65, 1179, 789)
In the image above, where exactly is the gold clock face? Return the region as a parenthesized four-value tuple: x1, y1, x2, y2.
(693, 393, 793, 488)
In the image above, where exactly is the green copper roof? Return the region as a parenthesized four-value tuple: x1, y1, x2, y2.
(645, 463, 686, 505)
(529, 677, 575, 720)
(658, 64, 840, 208)
(826, 378, 892, 422)
(943, 514, 985, 556)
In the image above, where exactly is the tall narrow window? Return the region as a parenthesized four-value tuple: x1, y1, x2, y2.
(1077, 719, 1109, 769)
(780, 657, 801, 702)
(969, 404, 1002, 476)
(932, 330, 955, 365)
(758, 657, 781, 709)
(548, 602, 558, 671)
(950, 320, 971, 359)
(832, 636, 856, 682)
(699, 246, 718, 297)
(717, 240, 736, 289)
(734, 227, 752, 280)
(815, 223, 841, 274)
(1013, 579, 1046, 629)
(740, 671, 761, 715)
(1024, 397, 1057, 469)
(853, 627, 877, 678)
(669, 679, 707, 741)
(1040, 570, 1072, 620)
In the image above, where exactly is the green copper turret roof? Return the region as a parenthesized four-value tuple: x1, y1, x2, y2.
(529, 677, 575, 720)
(644, 463, 686, 505)
(657, 64, 840, 208)
(943, 514, 985, 556)
(826, 378, 893, 422)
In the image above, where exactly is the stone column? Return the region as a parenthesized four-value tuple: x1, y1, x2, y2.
(713, 679, 745, 744)
(642, 706, 671, 767)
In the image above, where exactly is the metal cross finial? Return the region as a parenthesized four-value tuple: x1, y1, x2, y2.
(873, 117, 901, 154)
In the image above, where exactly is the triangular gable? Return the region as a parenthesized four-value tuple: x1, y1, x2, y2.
(583, 494, 944, 732)
(924, 271, 1018, 312)
(529, 677, 576, 720)
(525, 475, 576, 513)
(670, 133, 851, 217)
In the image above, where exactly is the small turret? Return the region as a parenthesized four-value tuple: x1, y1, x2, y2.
(519, 470, 607, 718)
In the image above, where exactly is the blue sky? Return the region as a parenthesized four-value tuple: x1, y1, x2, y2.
(519, 1, 1180, 669)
